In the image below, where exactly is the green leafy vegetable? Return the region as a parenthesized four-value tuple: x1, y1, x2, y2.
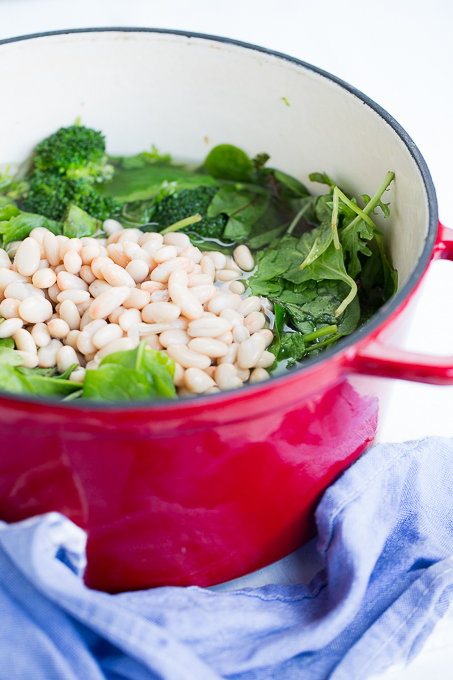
(204, 144, 253, 182)
(0, 210, 61, 247)
(63, 203, 98, 238)
(82, 342, 176, 401)
(208, 185, 269, 241)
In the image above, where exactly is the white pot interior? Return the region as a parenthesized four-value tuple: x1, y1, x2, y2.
(0, 30, 431, 289)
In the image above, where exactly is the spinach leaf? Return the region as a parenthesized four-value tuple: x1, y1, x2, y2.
(15, 368, 81, 396)
(0, 338, 15, 349)
(83, 342, 176, 401)
(0, 211, 61, 246)
(63, 204, 98, 238)
(0, 348, 23, 366)
(279, 333, 306, 365)
(207, 185, 269, 242)
(204, 145, 253, 182)
(0, 364, 33, 394)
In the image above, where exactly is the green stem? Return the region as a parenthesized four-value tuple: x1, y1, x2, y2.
(306, 332, 341, 353)
(341, 171, 395, 238)
(335, 277, 358, 317)
(331, 187, 341, 250)
(302, 325, 338, 343)
(160, 213, 202, 235)
(135, 340, 146, 371)
(336, 188, 376, 231)
(286, 202, 311, 235)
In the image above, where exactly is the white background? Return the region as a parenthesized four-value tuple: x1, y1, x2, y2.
(1, 1, 453, 677)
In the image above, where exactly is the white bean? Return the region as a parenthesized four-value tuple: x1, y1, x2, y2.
(166, 343, 211, 369)
(173, 361, 185, 386)
(60, 239, 82, 258)
(144, 334, 162, 350)
(200, 255, 216, 279)
(56, 345, 80, 374)
(80, 309, 94, 331)
(189, 285, 217, 304)
(233, 244, 255, 271)
(96, 337, 137, 360)
(215, 331, 233, 345)
(122, 241, 152, 263)
(153, 245, 178, 263)
(188, 274, 214, 288)
(69, 366, 86, 383)
(57, 271, 88, 292)
(92, 323, 124, 349)
(59, 299, 80, 330)
(47, 318, 70, 339)
(237, 296, 261, 316)
(235, 364, 250, 381)
(180, 246, 202, 264)
(207, 293, 242, 314)
(126, 260, 149, 283)
(0, 249, 11, 269)
(151, 257, 193, 283)
(257, 328, 274, 348)
(118, 308, 141, 332)
(0, 298, 21, 319)
(14, 328, 37, 354)
(188, 337, 229, 358)
(56, 290, 91, 304)
(220, 308, 244, 327)
(129, 322, 171, 339)
(103, 219, 123, 236)
(89, 280, 112, 297)
(80, 246, 101, 265)
(64, 250, 83, 275)
(90, 256, 113, 280)
(64, 330, 81, 351)
(77, 332, 97, 356)
(31, 322, 51, 347)
(260, 297, 274, 312)
(170, 317, 189, 330)
(14, 238, 41, 276)
(214, 363, 243, 391)
(106, 243, 129, 268)
(48, 282, 62, 302)
(141, 280, 166, 293)
(216, 269, 240, 282)
(37, 259, 50, 270)
(16, 350, 39, 368)
(217, 343, 239, 364)
(43, 232, 60, 267)
(117, 229, 143, 245)
(163, 232, 191, 248)
(19, 296, 52, 323)
(183, 367, 216, 393)
(258, 350, 275, 368)
(237, 333, 267, 369)
(89, 286, 131, 319)
(83, 319, 108, 338)
(207, 251, 226, 270)
(141, 302, 181, 324)
(0, 268, 29, 291)
(123, 288, 151, 310)
(32, 268, 57, 289)
(101, 262, 136, 288)
(4, 283, 45, 301)
(108, 306, 125, 323)
(187, 316, 232, 338)
(38, 339, 62, 367)
(228, 280, 246, 295)
(158, 329, 190, 348)
(244, 311, 266, 334)
(249, 367, 270, 383)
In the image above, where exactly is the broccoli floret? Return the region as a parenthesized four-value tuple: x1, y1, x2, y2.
(152, 186, 227, 239)
(23, 171, 121, 221)
(33, 125, 113, 182)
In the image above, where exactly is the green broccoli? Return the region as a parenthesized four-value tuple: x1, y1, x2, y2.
(152, 186, 227, 239)
(33, 124, 114, 182)
(22, 171, 121, 221)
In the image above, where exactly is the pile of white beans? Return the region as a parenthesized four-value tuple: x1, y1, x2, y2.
(0, 219, 275, 396)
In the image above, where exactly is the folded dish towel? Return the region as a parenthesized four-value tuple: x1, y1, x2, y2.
(1, 436, 453, 680)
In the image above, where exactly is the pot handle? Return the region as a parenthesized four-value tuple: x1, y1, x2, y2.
(348, 223, 453, 385)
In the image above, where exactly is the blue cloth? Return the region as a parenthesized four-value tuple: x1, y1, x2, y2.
(1, 436, 453, 680)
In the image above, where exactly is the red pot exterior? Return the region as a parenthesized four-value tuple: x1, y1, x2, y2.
(0, 355, 378, 592)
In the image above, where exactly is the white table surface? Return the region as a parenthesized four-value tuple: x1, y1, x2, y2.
(1, 1, 453, 677)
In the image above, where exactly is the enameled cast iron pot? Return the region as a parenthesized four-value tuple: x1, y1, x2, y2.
(0, 28, 452, 593)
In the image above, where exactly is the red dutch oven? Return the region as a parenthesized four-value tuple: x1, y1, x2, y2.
(0, 28, 450, 593)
